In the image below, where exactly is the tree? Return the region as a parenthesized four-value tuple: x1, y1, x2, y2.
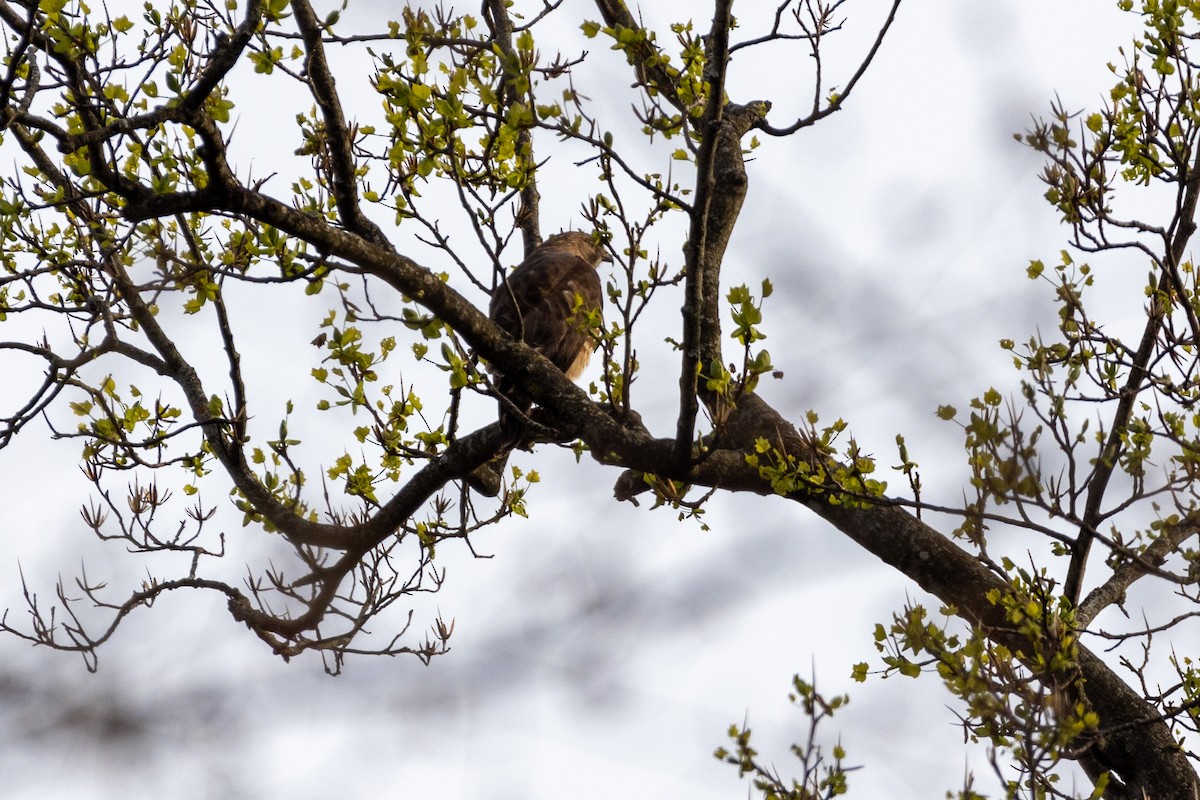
(0, 0, 1196, 797)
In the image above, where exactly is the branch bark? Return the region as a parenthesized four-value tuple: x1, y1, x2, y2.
(675, 0, 734, 466)
(292, 0, 392, 249)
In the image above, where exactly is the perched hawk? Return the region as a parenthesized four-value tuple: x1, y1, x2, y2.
(490, 230, 610, 440)
(468, 231, 609, 495)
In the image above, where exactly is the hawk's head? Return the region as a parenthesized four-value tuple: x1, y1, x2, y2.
(542, 231, 612, 269)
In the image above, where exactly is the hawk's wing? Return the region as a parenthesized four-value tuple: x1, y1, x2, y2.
(469, 237, 606, 486)
(489, 247, 604, 379)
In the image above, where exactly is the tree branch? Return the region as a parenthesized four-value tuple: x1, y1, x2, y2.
(675, 0, 734, 467)
(757, 0, 902, 136)
(590, 0, 690, 114)
(291, 0, 392, 250)
(484, 0, 542, 251)
(1065, 130, 1200, 607)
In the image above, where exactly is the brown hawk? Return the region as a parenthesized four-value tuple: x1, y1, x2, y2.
(468, 231, 610, 495)
(490, 230, 610, 440)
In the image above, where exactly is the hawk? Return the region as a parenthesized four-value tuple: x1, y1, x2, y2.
(490, 230, 610, 440)
(468, 231, 610, 495)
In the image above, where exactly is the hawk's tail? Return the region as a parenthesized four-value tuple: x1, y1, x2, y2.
(464, 377, 529, 497)
(465, 449, 510, 497)
(496, 375, 532, 451)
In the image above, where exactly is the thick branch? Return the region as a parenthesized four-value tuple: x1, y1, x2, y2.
(675, 1, 734, 466)
(660, 391, 1199, 798)
(677, 101, 769, 459)
(697, 101, 769, 366)
(291, 0, 392, 249)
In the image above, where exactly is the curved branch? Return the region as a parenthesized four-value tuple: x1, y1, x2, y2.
(757, 0, 902, 136)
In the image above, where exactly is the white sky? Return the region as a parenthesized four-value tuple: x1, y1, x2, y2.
(0, 1, 1162, 799)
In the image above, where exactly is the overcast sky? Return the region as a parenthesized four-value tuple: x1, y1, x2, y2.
(0, 2, 1151, 798)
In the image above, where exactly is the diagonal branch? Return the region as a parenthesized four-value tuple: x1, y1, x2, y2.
(1077, 519, 1200, 627)
(708, 393, 1199, 798)
(291, 0, 392, 250)
(177, 0, 264, 115)
(591, 0, 689, 114)
(1065, 138, 1200, 607)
